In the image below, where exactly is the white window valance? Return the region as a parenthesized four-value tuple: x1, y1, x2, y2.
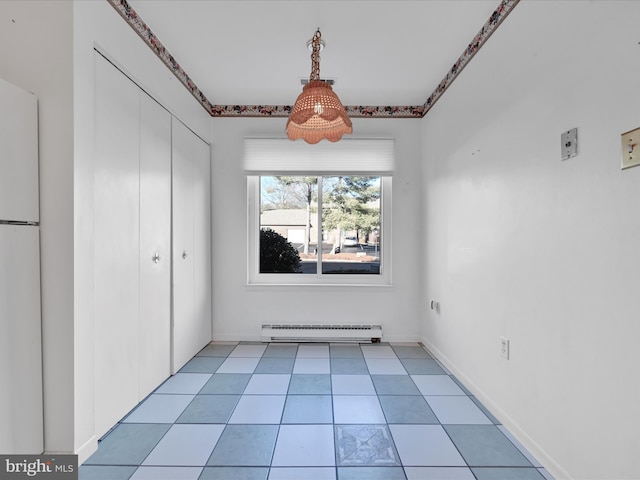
(243, 138, 395, 175)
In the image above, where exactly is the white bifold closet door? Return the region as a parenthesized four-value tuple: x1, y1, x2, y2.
(171, 118, 211, 373)
(139, 91, 172, 397)
(94, 54, 171, 437)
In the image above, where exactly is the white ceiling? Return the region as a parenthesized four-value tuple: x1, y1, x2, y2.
(127, 0, 503, 108)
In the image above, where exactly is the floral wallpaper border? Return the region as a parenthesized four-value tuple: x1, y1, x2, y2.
(422, 0, 520, 115)
(210, 104, 425, 119)
(108, 0, 215, 115)
(108, 0, 519, 119)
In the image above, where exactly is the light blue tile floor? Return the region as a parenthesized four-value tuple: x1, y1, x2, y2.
(80, 342, 554, 480)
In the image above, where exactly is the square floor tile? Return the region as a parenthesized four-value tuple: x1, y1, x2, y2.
(229, 344, 268, 357)
(411, 375, 466, 396)
(364, 358, 406, 375)
(78, 466, 138, 479)
(361, 346, 397, 359)
(155, 373, 212, 394)
(272, 425, 335, 466)
(335, 425, 400, 466)
(207, 425, 278, 466)
(371, 375, 420, 395)
(122, 394, 194, 423)
(200, 373, 251, 394)
(293, 358, 330, 374)
(179, 357, 225, 374)
(130, 466, 203, 479)
(244, 374, 291, 394)
(288, 375, 331, 394)
(297, 345, 330, 358)
(255, 357, 295, 374)
(404, 467, 475, 480)
(333, 396, 386, 424)
(329, 345, 364, 359)
(399, 359, 446, 375)
(330, 358, 369, 374)
(201, 466, 269, 480)
(142, 424, 225, 466)
(378, 396, 438, 424)
(228, 395, 286, 424)
(389, 425, 466, 466)
(471, 467, 546, 480)
(176, 395, 240, 424)
(216, 357, 260, 374)
(332, 375, 376, 395)
(391, 346, 432, 359)
(282, 395, 333, 424)
(263, 344, 299, 358)
(83, 423, 171, 465)
(426, 396, 491, 424)
(444, 425, 532, 467)
(268, 467, 335, 480)
(197, 343, 237, 357)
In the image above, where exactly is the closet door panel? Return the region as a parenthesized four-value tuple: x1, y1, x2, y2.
(171, 118, 196, 372)
(193, 137, 212, 343)
(139, 92, 171, 397)
(94, 54, 141, 437)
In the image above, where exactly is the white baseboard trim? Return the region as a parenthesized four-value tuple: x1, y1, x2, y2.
(420, 336, 573, 480)
(212, 332, 422, 344)
(44, 435, 97, 467)
(75, 435, 98, 465)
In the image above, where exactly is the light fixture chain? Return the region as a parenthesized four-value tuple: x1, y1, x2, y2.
(310, 29, 321, 81)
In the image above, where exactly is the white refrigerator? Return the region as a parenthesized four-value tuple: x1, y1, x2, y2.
(0, 77, 43, 454)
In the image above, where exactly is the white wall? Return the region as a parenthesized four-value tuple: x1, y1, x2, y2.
(421, 2, 640, 479)
(211, 117, 423, 342)
(0, 0, 74, 455)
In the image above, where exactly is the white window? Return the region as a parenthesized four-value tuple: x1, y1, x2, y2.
(245, 138, 393, 286)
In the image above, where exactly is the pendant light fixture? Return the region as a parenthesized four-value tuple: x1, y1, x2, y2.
(286, 29, 352, 144)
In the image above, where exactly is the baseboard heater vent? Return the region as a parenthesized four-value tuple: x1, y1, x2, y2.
(261, 324, 382, 343)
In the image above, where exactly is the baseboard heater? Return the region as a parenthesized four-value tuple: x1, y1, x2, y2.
(261, 324, 382, 343)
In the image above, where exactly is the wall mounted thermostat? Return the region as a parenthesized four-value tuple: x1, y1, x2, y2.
(621, 127, 640, 170)
(561, 128, 578, 160)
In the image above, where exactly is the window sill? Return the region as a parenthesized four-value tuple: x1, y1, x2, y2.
(245, 281, 394, 290)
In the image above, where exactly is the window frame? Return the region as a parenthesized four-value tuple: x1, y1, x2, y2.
(247, 175, 392, 286)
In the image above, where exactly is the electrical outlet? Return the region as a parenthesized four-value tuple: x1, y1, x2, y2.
(500, 337, 510, 359)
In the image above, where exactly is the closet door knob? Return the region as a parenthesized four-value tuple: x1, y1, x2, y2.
(153, 252, 160, 263)
(182, 251, 188, 260)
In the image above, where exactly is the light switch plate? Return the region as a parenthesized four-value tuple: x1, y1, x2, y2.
(500, 336, 510, 360)
(561, 128, 578, 160)
(621, 128, 640, 170)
